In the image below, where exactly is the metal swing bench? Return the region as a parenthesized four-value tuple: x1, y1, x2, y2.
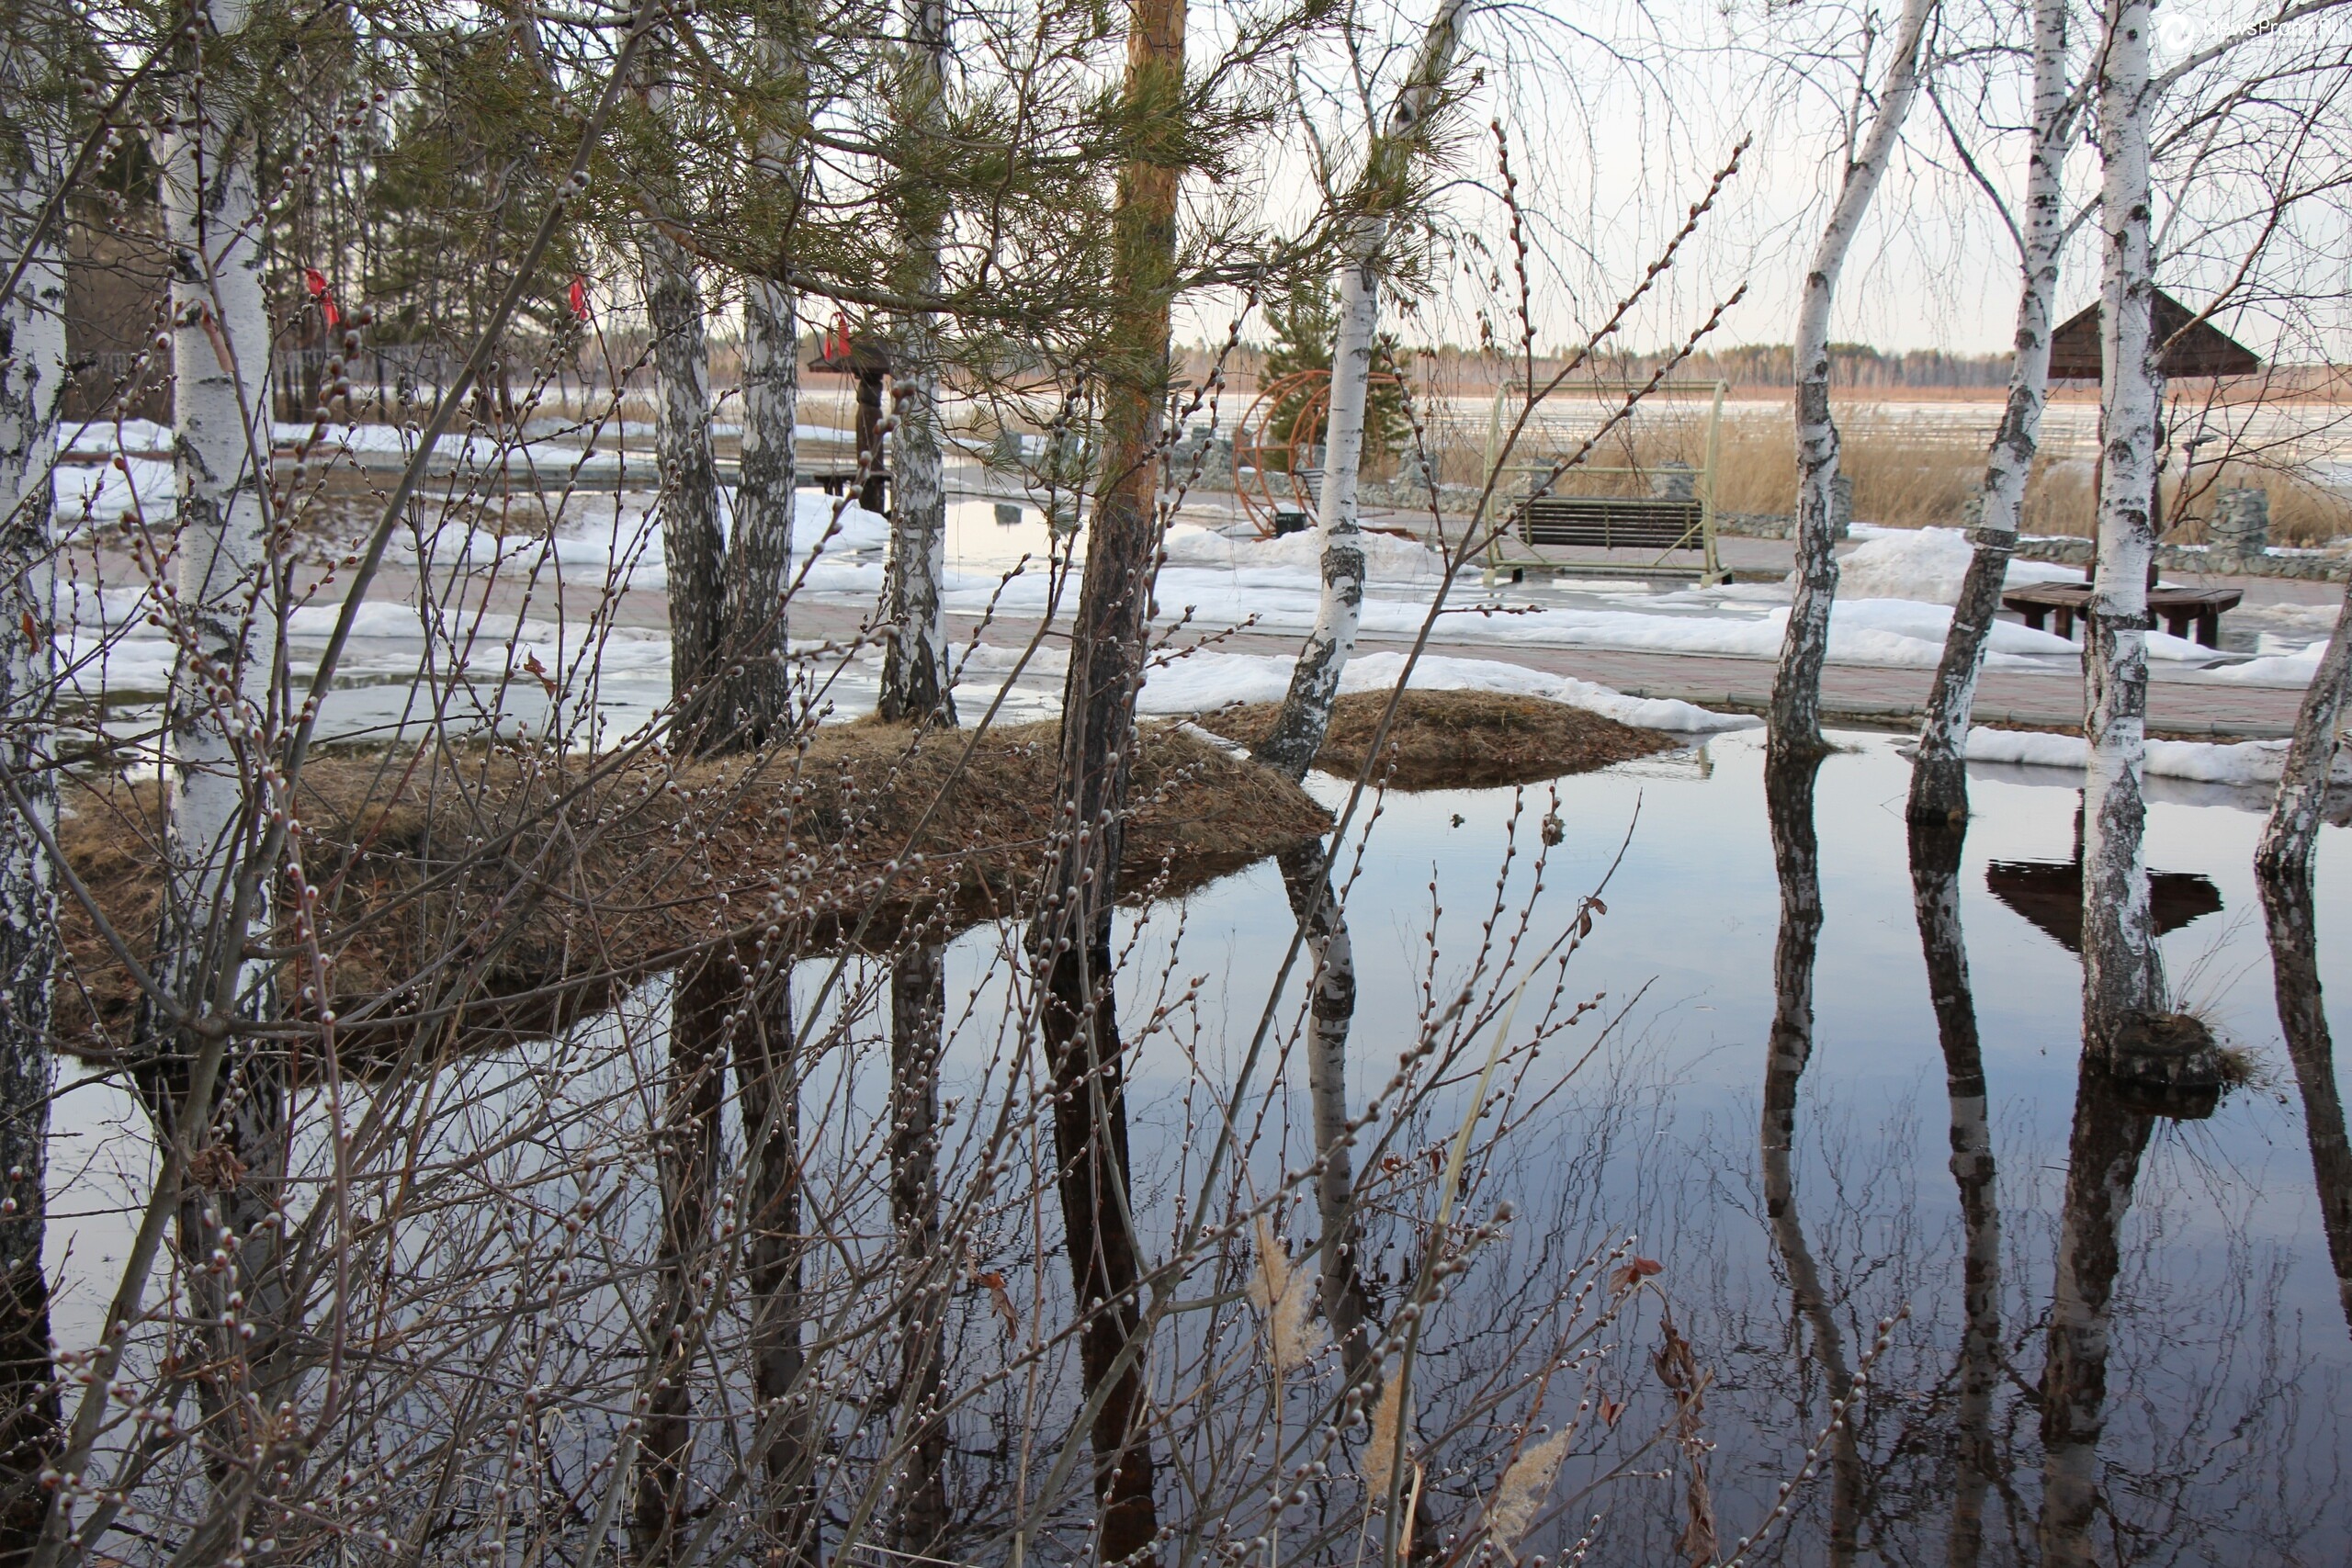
(1481, 380, 1729, 587)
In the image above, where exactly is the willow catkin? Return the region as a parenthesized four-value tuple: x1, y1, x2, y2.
(1250, 1215, 1325, 1374)
(1361, 1374, 1411, 1501)
(1485, 1427, 1573, 1558)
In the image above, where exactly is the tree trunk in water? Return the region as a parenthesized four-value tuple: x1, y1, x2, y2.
(1026, 0, 1189, 1551)
(1911, 0, 2070, 826)
(2036, 1057, 2154, 1568)
(737, 971, 813, 1565)
(2082, 0, 2164, 1058)
(633, 957, 733, 1562)
(641, 230, 727, 736)
(1769, 0, 1933, 755)
(1275, 845, 1375, 1385)
(721, 278, 799, 750)
(0, 64, 67, 1547)
(158, 0, 296, 1458)
(889, 940, 951, 1554)
(1253, 0, 1468, 777)
(2255, 574, 2352, 882)
(1905, 809, 2001, 1568)
(879, 0, 956, 728)
(1759, 749, 1861, 1565)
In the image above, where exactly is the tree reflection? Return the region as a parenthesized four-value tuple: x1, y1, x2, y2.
(2256, 865, 2352, 1331)
(1905, 807, 2001, 1568)
(1761, 746, 1862, 1563)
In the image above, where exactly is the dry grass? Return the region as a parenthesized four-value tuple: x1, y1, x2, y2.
(1201, 689, 1678, 791)
(55, 720, 1329, 1056)
(1424, 402, 2352, 543)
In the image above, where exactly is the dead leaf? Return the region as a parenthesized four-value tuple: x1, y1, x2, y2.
(973, 1269, 1017, 1340)
(1609, 1257, 1663, 1294)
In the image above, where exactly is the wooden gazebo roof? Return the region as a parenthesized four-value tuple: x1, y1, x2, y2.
(2046, 289, 2260, 380)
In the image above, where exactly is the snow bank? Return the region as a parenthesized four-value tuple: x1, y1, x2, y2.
(1136, 648, 1750, 732)
(1160, 523, 1445, 581)
(1958, 726, 2351, 786)
(1835, 525, 2081, 604)
(2205, 634, 2331, 685)
(56, 455, 173, 523)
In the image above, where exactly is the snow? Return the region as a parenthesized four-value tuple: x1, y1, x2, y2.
(2205, 634, 2331, 685)
(1159, 523, 1447, 581)
(1956, 726, 2352, 786)
(1135, 648, 1750, 732)
(1834, 525, 2083, 604)
(55, 454, 173, 523)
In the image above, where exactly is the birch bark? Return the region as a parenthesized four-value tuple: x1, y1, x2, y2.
(721, 277, 798, 748)
(2081, 0, 2164, 1053)
(1253, 0, 1469, 777)
(1026, 0, 1189, 1551)
(641, 228, 727, 729)
(1769, 0, 1935, 753)
(157, 0, 293, 1401)
(1911, 0, 2070, 824)
(879, 0, 956, 727)
(0, 41, 68, 1528)
(2254, 576, 2352, 882)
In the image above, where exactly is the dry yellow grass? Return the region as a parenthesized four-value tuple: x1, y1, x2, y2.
(1431, 403, 2352, 543)
(55, 721, 1329, 1056)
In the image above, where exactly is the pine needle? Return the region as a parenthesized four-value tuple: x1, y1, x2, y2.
(1485, 1427, 1573, 1560)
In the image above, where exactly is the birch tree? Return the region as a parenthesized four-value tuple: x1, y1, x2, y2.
(153, 0, 296, 1409)
(0, 16, 69, 1527)
(2255, 578, 2352, 884)
(1769, 0, 1936, 753)
(877, 0, 956, 727)
(2079, 0, 2163, 1054)
(1911, 0, 2073, 824)
(1252, 0, 1471, 777)
(640, 225, 728, 729)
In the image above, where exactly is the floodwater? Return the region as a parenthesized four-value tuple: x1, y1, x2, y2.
(40, 706, 2352, 1561)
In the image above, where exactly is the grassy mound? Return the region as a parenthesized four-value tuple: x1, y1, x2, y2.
(1203, 688, 1679, 790)
(56, 719, 1327, 1057)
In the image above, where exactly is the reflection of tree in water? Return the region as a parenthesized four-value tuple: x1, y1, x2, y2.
(1907, 808, 2001, 1567)
(1759, 747, 1863, 1562)
(2256, 822, 2352, 1330)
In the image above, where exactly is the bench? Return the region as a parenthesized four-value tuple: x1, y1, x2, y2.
(1502, 494, 1720, 582)
(2000, 581, 2242, 646)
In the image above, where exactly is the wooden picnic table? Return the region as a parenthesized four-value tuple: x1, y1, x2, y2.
(2000, 581, 2242, 646)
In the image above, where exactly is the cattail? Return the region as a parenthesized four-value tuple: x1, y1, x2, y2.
(1361, 1375, 1411, 1501)
(1485, 1427, 1573, 1559)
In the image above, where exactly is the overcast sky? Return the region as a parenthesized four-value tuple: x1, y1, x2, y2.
(1181, 0, 2352, 361)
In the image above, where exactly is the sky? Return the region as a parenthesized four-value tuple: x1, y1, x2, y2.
(1181, 0, 2352, 362)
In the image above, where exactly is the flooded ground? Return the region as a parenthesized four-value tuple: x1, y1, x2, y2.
(46, 723, 2350, 1562)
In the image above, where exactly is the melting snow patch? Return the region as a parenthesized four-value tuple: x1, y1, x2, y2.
(1958, 727, 2350, 786)
(1835, 525, 2086, 605)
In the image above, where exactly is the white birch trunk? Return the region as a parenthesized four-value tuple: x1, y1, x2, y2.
(159, 0, 293, 1398)
(1770, 0, 1935, 752)
(640, 229, 727, 728)
(1912, 0, 2070, 823)
(2082, 0, 2164, 1050)
(1253, 0, 1469, 780)
(721, 277, 798, 747)
(2255, 576, 2352, 882)
(0, 47, 69, 1490)
(879, 0, 956, 727)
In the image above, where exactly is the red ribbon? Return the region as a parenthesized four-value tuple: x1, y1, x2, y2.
(568, 276, 592, 322)
(302, 266, 340, 328)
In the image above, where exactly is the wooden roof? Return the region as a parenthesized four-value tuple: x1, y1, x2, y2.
(2045, 289, 2260, 380)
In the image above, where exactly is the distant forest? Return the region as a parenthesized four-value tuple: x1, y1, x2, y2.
(1207, 341, 2019, 391)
